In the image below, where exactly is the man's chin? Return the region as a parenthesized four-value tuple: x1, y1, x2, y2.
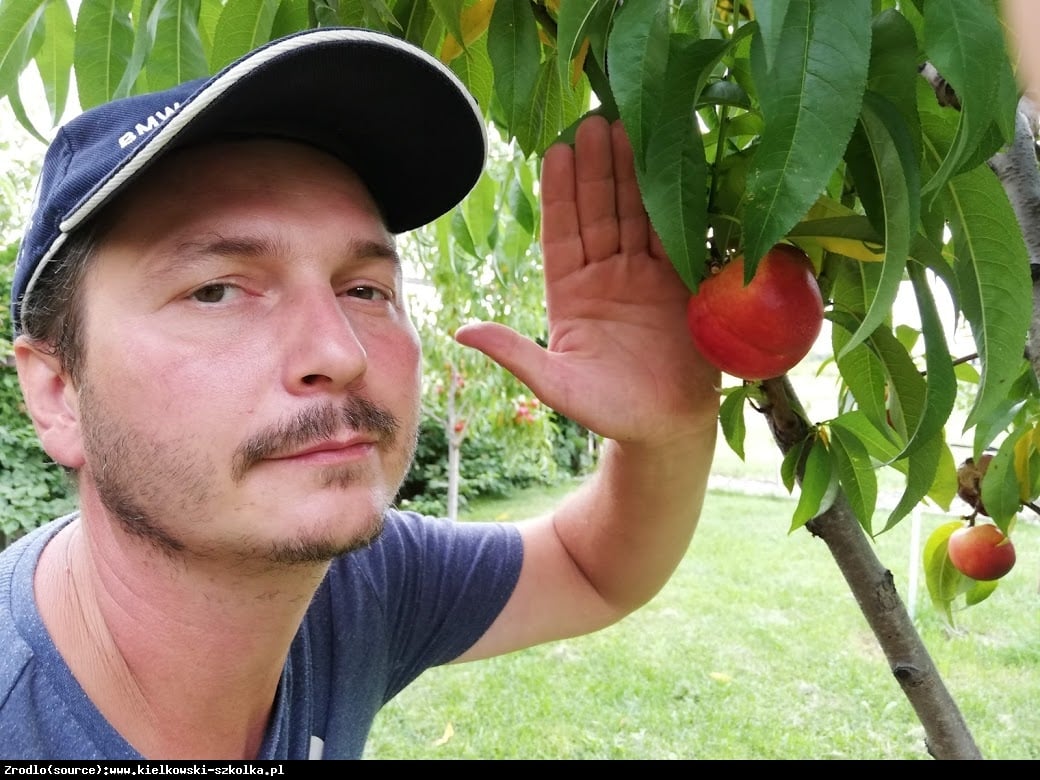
(262, 512, 387, 565)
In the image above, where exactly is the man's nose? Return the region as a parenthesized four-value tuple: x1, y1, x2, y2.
(281, 289, 368, 392)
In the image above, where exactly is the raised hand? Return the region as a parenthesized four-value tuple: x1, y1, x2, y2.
(455, 115, 719, 447)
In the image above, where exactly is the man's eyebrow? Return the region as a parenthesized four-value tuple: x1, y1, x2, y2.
(145, 233, 401, 281)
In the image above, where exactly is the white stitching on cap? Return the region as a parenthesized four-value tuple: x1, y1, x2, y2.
(61, 27, 487, 235)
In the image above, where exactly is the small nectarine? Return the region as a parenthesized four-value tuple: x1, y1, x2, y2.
(947, 523, 1016, 581)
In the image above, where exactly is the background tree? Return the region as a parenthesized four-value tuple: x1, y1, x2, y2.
(0, 0, 1036, 759)
(401, 126, 562, 521)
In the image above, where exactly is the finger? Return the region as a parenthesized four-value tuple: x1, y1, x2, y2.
(574, 115, 620, 263)
(540, 140, 586, 282)
(454, 322, 555, 402)
(611, 120, 651, 255)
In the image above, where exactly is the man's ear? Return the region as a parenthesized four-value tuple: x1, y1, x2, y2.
(13, 336, 86, 469)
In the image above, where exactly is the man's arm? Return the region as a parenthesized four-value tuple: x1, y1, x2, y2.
(454, 116, 721, 661)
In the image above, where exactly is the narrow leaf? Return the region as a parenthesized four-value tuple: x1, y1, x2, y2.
(752, 0, 791, 73)
(430, 0, 466, 50)
(641, 35, 714, 291)
(906, 260, 957, 451)
(487, 0, 540, 147)
(556, 0, 602, 84)
(828, 424, 878, 533)
(837, 91, 919, 358)
(605, 0, 669, 172)
(789, 434, 837, 533)
(921, 0, 1017, 195)
(73, 0, 135, 107)
(933, 154, 1032, 430)
(922, 519, 968, 625)
(33, 0, 73, 126)
(832, 313, 892, 441)
(146, 0, 209, 90)
(881, 429, 942, 532)
(718, 385, 749, 461)
(743, 0, 871, 273)
(0, 0, 46, 102)
(208, 0, 278, 71)
(981, 426, 1029, 531)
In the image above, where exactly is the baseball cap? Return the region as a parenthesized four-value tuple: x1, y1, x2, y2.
(11, 26, 488, 334)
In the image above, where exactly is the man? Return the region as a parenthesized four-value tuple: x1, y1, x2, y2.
(1, 28, 719, 759)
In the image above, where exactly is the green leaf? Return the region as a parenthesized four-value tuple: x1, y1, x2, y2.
(34, 0, 74, 126)
(920, 0, 1017, 196)
(605, 0, 669, 172)
(429, 0, 466, 50)
(828, 424, 878, 532)
(555, 0, 602, 85)
(743, 0, 871, 274)
(718, 385, 749, 461)
(111, 0, 159, 98)
(752, 0, 790, 73)
(0, 0, 46, 103)
(208, 0, 278, 71)
(836, 91, 919, 358)
(640, 35, 717, 291)
(789, 434, 838, 532)
(829, 310, 932, 460)
(927, 137, 1032, 431)
(881, 429, 943, 533)
(906, 260, 957, 449)
(73, 0, 135, 108)
(866, 8, 921, 163)
(449, 30, 494, 114)
(922, 519, 968, 625)
(7, 87, 48, 142)
(487, 0, 541, 150)
(829, 410, 956, 520)
(981, 427, 1029, 531)
(270, 0, 310, 39)
(512, 50, 589, 157)
(780, 435, 808, 494)
(832, 314, 891, 442)
(146, 0, 209, 90)
(462, 169, 498, 251)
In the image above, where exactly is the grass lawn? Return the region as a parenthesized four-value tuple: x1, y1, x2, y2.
(364, 476, 1040, 759)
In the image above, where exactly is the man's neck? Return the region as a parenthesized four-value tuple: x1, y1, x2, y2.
(34, 508, 329, 759)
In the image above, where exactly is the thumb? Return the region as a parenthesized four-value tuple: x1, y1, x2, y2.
(454, 322, 550, 393)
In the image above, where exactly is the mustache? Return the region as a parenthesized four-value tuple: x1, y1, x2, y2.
(231, 397, 400, 481)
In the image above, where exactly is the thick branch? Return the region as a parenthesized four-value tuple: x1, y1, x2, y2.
(988, 96, 1040, 385)
(757, 377, 983, 760)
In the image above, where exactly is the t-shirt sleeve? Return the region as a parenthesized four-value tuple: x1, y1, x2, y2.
(321, 509, 523, 702)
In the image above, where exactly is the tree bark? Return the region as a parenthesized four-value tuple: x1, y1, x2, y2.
(987, 96, 1040, 594)
(756, 376, 983, 760)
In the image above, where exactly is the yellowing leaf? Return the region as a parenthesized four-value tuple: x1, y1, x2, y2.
(790, 196, 885, 262)
(797, 234, 885, 263)
(440, 0, 497, 63)
(570, 37, 589, 86)
(1013, 425, 1037, 502)
(709, 671, 732, 684)
(433, 721, 455, 746)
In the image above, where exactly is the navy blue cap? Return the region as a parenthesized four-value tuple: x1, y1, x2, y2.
(11, 26, 487, 335)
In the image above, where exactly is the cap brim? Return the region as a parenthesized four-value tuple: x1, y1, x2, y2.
(71, 28, 487, 236)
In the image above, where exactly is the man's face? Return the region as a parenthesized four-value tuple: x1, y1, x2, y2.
(70, 139, 422, 566)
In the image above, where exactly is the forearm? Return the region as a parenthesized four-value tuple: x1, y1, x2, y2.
(552, 418, 718, 618)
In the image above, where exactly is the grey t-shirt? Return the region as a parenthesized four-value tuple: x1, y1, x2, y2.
(0, 509, 523, 759)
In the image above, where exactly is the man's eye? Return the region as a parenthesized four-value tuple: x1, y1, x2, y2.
(190, 283, 235, 303)
(346, 285, 392, 302)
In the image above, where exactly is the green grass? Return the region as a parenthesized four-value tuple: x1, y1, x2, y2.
(364, 485, 1040, 759)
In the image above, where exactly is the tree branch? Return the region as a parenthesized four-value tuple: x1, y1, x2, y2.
(756, 376, 982, 759)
